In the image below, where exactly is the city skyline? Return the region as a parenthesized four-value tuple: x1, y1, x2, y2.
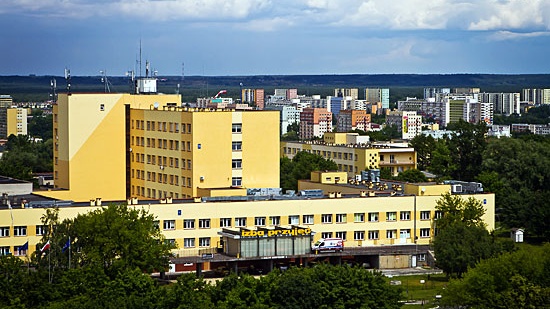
(1, 0, 550, 76)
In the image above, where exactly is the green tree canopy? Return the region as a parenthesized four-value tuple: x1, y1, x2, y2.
(395, 169, 428, 183)
(432, 193, 496, 278)
(280, 151, 338, 191)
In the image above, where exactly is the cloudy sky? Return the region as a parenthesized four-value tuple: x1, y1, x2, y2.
(1, 0, 550, 76)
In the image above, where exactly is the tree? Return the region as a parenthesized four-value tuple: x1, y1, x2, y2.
(442, 244, 550, 308)
(396, 169, 428, 183)
(427, 139, 456, 180)
(446, 120, 488, 181)
(35, 204, 175, 278)
(432, 193, 496, 278)
(408, 134, 436, 170)
(280, 151, 338, 191)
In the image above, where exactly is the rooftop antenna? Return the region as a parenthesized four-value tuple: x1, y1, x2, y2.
(139, 39, 142, 77)
(100, 70, 112, 93)
(146, 60, 150, 78)
(64, 68, 71, 94)
(126, 70, 135, 93)
(181, 62, 185, 82)
(49, 78, 57, 103)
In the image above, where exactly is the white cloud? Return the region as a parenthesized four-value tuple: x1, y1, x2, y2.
(2, 0, 550, 32)
(487, 30, 550, 41)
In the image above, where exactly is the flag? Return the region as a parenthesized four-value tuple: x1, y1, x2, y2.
(62, 238, 70, 253)
(19, 241, 29, 255)
(40, 240, 51, 253)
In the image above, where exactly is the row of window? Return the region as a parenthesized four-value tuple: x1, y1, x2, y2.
(132, 137, 189, 151)
(161, 211, 439, 231)
(133, 154, 192, 169)
(133, 120, 192, 134)
(320, 228, 431, 241)
(0, 225, 49, 237)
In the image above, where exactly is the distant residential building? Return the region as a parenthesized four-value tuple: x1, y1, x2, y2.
(511, 123, 550, 135)
(453, 88, 480, 94)
(365, 88, 389, 109)
(296, 95, 328, 111)
(478, 92, 520, 115)
(242, 88, 265, 109)
(327, 96, 353, 117)
(274, 89, 298, 100)
(487, 125, 511, 138)
(386, 111, 422, 139)
(464, 100, 493, 125)
(264, 104, 299, 135)
(424, 88, 450, 99)
(334, 88, 359, 100)
(299, 108, 332, 140)
(398, 98, 446, 124)
(522, 88, 550, 105)
(337, 109, 371, 132)
(6, 108, 28, 137)
(420, 129, 455, 139)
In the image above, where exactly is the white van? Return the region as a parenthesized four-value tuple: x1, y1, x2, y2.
(312, 238, 344, 252)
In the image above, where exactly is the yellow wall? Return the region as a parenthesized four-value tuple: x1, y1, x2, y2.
(45, 93, 182, 202)
(404, 183, 451, 196)
(0, 193, 495, 257)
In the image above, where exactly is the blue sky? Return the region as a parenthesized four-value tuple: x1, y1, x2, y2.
(1, 0, 550, 76)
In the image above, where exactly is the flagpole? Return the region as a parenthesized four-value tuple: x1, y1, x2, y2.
(68, 236, 71, 269)
(48, 239, 51, 283)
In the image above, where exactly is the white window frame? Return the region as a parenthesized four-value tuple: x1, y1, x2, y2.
(288, 215, 299, 225)
(14, 226, 27, 237)
(303, 214, 314, 225)
(400, 211, 411, 221)
(420, 228, 430, 238)
(163, 220, 176, 230)
(321, 232, 333, 239)
(335, 231, 347, 240)
(386, 212, 397, 222)
(199, 237, 211, 247)
(368, 212, 379, 222)
(269, 216, 280, 226)
(335, 213, 347, 223)
(354, 231, 365, 241)
(255, 217, 266, 226)
(420, 211, 431, 220)
(321, 214, 333, 224)
(198, 219, 210, 229)
(368, 230, 379, 240)
(232, 123, 242, 133)
(232, 177, 242, 186)
(235, 217, 247, 227)
(386, 229, 397, 239)
(220, 218, 232, 228)
(183, 219, 195, 229)
(354, 213, 365, 223)
(184, 238, 195, 248)
(0, 227, 9, 237)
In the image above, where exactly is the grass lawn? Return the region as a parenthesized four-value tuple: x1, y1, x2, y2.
(387, 273, 449, 308)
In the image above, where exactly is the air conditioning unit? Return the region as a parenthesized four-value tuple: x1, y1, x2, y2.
(451, 184, 463, 193)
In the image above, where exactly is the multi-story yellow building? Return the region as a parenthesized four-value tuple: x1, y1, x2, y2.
(281, 133, 417, 177)
(39, 91, 279, 203)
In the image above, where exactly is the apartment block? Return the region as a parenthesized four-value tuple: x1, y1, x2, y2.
(334, 88, 359, 100)
(242, 88, 265, 109)
(337, 109, 371, 132)
(299, 108, 333, 140)
(386, 111, 422, 139)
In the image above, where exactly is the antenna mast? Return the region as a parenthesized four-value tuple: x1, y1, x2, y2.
(64, 68, 71, 94)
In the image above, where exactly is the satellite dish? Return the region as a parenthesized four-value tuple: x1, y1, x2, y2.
(153, 102, 159, 109)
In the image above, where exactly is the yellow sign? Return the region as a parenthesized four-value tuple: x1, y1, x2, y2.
(240, 227, 312, 238)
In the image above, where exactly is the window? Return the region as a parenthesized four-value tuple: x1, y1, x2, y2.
(232, 123, 242, 133)
(400, 229, 411, 239)
(420, 211, 431, 220)
(303, 215, 314, 225)
(14, 245, 27, 256)
(269, 216, 280, 226)
(232, 141, 242, 151)
(165, 239, 175, 245)
(354, 213, 365, 222)
(14, 226, 27, 236)
(235, 217, 247, 227)
(36, 225, 47, 236)
(335, 231, 347, 240)
(232, 177, 242, 186)
(368, 230, 379, 240)
(400, 211, 411, 221)
(255, 217, 266, 226)
(368, 212, 379, 222)
(288, 215, 299, 225)
(232, 159, 242, 169)
(198, 219, 210, 229)
(386, 212, 397, 221)
(321, 214, 333, 224)
(354, 231, 365, 240)
(184, 219, 195, 229)
(435, 211, 443, 219)
(220, 218, 232, 227)
(335, 213, 347, 223)
(418, 253, 427, 262)
(321, 232, 333, 239)
(184, 238, 195, 248)
(187, 159, 192, 169)
(0, 227, 9, 237)
(187, 124, 192, 133)
(386, 229, 397, 239)
(0, 246, 10, 256)
(199, 237, 211, 247)
(420, 228, 430, 238)
(163, 220, 175, 230)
